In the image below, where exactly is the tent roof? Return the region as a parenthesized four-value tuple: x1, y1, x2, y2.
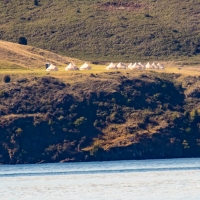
(138, 62, 145, 68)
(152, 63, 159, 69)
(65, 63, 78, 70)
(117, 62, 126, 69)
(127, 63, 133, 69)
(106, 62, 117, 69)
(46, 64, 58, 71)
(145, 62, 152, 69)
(131, 62, 141, 69)
(157, 63, 164, 69)
(80, 63, 92, 70)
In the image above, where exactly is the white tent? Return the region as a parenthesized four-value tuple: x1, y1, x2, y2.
(106, 62, 117, 70)
(46, 64, 58, 71)
(65, 63, 79, 71)
(130, 62, 137, 69)
(138, 62, 145, 69)
(152, 63, 159, 69)
(157, 63, 165, 69)
(127, 63, 133, 69)
(130, 62, 141, 70)
(145, 62, 153, 69)
(80, 63, 92, 70)
(117, 62, 127, 69)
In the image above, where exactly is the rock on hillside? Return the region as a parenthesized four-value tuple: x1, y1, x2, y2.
(0, 73, 200, 164)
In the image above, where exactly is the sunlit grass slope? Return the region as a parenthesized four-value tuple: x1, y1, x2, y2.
(0, 40, 80, 69)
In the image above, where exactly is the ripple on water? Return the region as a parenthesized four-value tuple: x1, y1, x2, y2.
(0, 158, 200, 200)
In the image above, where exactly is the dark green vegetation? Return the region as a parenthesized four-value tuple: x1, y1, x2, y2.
(0, 72, 200, 164)
(18, 37, 27, 45)
(3, 75, 11, 83)
(0, 0, 200, 61)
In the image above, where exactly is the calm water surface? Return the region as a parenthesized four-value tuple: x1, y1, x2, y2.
(0, 158, 200, 200)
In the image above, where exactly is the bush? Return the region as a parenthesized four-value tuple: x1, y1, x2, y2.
(74, 117, 87, 127)
(190, 109, 199, 121)
(145, 14, 151, 18)
(4, 75, 11, 83)
(15, 128, 23, 134)
(18, 37, 27, 45)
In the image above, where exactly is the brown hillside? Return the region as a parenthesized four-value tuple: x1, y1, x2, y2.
(0, 40, 79, 69)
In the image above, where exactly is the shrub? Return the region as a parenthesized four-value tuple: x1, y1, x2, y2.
(90, 141, 101, 156)
(162, 84, 167, 88)
(145, 14, 151, 18)
(185, 127, 191, 133)
(93, 120, 98, 127)
(111, 98, 116, 103)
(15, 128, 23, 134)
(4, 75, 10, 83)
(18, 37, 27, 45)
(74, 117, 87, 127)
(190, 109, 199, 121)
(58, 115, 64, 121)
(0, 90, 4, 97)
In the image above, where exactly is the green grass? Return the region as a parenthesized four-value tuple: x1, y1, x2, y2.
(0, 0, 200, 62)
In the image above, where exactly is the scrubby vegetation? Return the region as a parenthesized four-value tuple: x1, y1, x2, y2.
(0, 0, 200, 61)
(0, 72, 200, 164)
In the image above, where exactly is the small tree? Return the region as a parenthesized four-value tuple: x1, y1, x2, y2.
(4, 75, 11, 83)
(18, 37, 27, 45)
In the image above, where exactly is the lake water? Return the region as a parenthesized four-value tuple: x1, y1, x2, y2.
(0, 158, 200, 200)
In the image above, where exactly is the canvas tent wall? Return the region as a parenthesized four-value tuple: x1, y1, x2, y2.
(157, 63, 165, 69)
(80, 63, 92, 70)
(106, 62, 117, 70)
(46, 64, 58, 71)
(127, 63, 133, 69)
(145, 62, 153, 69)
(117, 62, 126, 69)
(65, 63, 79, 71)
(152, 63, 159, 69)
(138, 62, 145, 69)
(131, 62, 141, 69)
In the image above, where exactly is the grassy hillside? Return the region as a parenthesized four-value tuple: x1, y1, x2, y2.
(0, 40, 80, 69)
(0, 0, 200, 62)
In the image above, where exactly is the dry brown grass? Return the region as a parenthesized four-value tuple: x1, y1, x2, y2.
(0, 40, 80, 69)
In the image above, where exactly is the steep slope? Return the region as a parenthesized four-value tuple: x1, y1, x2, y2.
(0, 40, 79, 69)
(0, 0, 200, 61)
(0, 73, 200, 164)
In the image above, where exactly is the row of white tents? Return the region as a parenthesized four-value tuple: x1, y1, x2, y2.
(106, 62, 165, 70)
(46, 62, 165, 71)
(46, 63, 91, 71)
